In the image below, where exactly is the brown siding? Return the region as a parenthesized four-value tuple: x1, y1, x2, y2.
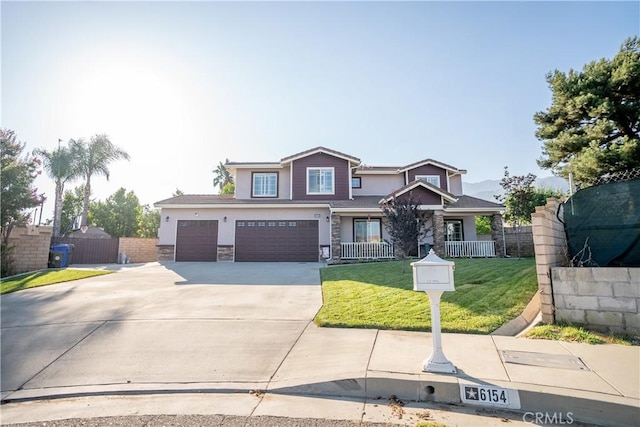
(407, 165, 448, 191)
(396, 187, 442, 205)
(291, 153, 350, 200)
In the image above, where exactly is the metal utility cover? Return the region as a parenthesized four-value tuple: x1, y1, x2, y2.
(501, 350, 589, 371)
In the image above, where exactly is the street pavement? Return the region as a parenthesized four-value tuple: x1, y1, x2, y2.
(1, 262, 638, 426)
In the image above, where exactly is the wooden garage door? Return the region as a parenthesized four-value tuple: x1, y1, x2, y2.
(235, 220, 318, 262)
(175, 220, 218, 261)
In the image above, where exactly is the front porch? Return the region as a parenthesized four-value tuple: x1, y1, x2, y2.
(338, 240, 497, 260)
(331, 211, 504, 263)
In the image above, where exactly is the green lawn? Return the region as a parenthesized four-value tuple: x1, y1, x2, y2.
(524, 323, 638, 345)
(1, 269, 113, 294)
(315, 258, 537, 334)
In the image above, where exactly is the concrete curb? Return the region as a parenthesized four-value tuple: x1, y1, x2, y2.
(491, 291, 541, 336)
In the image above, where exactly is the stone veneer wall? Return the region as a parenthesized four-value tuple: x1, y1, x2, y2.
(552, 267, 640, 335)
(217, 245, 234, 261)
(6, 226, 53, 275)
(118, 237, 158, 263)
(531, 198, 569, 324)
(490, 213, 505, 258)
(330, 213, 341, 263)
(157, 245, 175, 262)
(433, 213, 445, 256)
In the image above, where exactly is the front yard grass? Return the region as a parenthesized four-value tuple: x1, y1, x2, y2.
(315, 258, 537, 334)
(1, 269, 113, 294)
(524, 323, 638, 345)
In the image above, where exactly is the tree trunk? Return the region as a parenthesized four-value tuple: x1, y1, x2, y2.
(53, 181, 63, 237)
(81, 176, 91, 227)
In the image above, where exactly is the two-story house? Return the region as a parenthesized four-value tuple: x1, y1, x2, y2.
(155, 146, 505, 262)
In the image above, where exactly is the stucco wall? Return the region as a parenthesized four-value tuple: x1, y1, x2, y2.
(448, 174, 463, 196)
(158, 207, 331, 246)
(234, 167, 290, 200)
(6, 226, 53, 275)
(552, 267, 640, 335)
(352, 173, 404, 197)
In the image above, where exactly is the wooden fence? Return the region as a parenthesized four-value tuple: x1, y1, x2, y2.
(51, 237, 119, 264)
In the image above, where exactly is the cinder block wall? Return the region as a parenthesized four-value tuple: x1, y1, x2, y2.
(531, 198, 569, 323)
(552, 267, 640, 335)
(118, 237, 158, 263)
(7, 226, 53, 275)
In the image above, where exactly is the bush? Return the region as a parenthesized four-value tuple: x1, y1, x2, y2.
(1, 242, 16, 277)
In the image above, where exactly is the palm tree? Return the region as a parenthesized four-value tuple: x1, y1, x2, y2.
(71, 134, 130, 227)
(33, 141, 80, 237)
(212, 159, 233, 192)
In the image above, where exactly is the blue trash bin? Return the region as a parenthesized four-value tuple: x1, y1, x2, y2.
(50, 243, 74, 267)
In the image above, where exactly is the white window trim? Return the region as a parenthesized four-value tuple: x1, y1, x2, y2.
(252, 172, 278, 198)
(416, 175, 441, 187)
(306, 167, 335, 195)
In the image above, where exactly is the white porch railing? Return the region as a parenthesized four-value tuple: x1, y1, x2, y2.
(341, 242, 395, 259)
(445, 241, 496, 258)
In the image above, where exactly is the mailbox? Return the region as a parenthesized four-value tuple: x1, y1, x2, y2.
(411, 249, 455, 292)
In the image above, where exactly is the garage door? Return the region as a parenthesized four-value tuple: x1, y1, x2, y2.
(175, 220, 218, 261)
(235, 220, 318, 262)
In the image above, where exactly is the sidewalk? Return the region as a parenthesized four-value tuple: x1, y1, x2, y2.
(2, 324, 638, 426)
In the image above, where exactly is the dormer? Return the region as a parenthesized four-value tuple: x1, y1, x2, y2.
(397, 159, 467, 196)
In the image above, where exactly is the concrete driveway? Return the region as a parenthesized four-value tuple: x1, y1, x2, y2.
(1, 262, 324, 400)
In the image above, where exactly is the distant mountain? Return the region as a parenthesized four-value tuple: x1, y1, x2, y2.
(463, 176, 569, 202)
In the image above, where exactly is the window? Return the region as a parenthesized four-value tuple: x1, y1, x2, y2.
(352, 177, 361, 188)
(307, 167, 334, 195)
(416, 175, 440, 187)
(445, 220, 463, 241)
(354, 219, 381, 243)
(252, 172, 278, 197)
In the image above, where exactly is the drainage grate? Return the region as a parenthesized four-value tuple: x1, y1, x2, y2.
(501, 350, 589, 371)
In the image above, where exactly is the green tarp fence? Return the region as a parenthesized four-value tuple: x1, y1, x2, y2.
(563, 178, 640, 267)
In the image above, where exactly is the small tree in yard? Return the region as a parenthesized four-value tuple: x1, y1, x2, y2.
(496, 167, 537, 258)
(1, 129, 45, 276)
(381, 194, 433, 272)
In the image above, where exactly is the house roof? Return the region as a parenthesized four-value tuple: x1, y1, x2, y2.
(397, 158, 467, 174)
(155, 194, 335, 208)
(379, 180, 458, 204)
(445, 195, 505, 212)
(225, 161, 281, 169)
(280, 146, 361, 165)
(353, 165, 400, 174)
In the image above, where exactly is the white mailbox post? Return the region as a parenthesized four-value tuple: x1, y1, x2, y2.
(411, 249, 456, 374)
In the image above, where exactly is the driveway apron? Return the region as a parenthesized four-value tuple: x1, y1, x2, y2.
(1, 262, 324, 400)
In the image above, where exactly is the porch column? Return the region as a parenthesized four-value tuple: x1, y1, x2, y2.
(330, 212, 341, 263)
(491, 213, 505, 258)
(433, 213, 445, 256)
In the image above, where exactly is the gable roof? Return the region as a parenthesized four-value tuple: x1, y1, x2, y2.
(280, 146, 361, 165)
(379, 180, 458, 204)
(398, 158, 466, 174)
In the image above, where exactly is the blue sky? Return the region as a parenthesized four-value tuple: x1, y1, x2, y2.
(2, 1, 638, 220)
